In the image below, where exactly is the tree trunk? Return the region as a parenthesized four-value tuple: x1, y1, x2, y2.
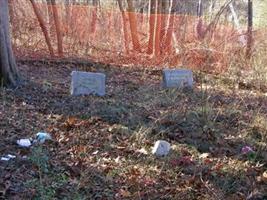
(162, 0, 174, 54)
(117, 0, 130, 54)
(147, 0, 157, 54)
(8, 0, 14, 24)
(160, 0, 168, 44)
(246, 0, 253, 59)
(46, 0, 54, 35)
(127, 0, 141, 52)
(51, 0, 63, 57)
(65, 0, 71, 34)
(0, 0, 20, 87)
(154, 0, 162, 56)
(30, 0, 55, 56)
(229, 2, 246, 46)
(90, 0, 98, 34)
(196, 0, 204, 39)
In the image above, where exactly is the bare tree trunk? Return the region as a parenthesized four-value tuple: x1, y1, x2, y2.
(162, 0, 174, 54)
(196, 0, 204, 39)
(51, 0, 63, 57)
(246, 0, 253, 59)
(154, 0, 162, 56)
(46, 0, 54, 34)
(117, 0, 130, 54)
(160, 0, 168, 44)
(229, 2, 246, 46)
(127, 0, 141, 52)
(8, 0, 14, 24)
(90, 0, 98, 34)
(30, 0, 55, 57)
(201, 0, 234, 40)
(0, 0, 20, 86)
(65, 0, 71, 34)
(147, 0, 157, 54)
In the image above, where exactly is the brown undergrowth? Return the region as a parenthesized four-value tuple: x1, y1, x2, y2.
(0, 60, 266, 200)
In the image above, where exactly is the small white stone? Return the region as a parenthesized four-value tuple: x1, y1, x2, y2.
(152, 140, 171, 156)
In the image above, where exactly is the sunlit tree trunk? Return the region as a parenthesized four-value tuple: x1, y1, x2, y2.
(65, 0, 71, 34)
(154, 0, 162, 56)
(51, 0, 63, 57)
(117, 0, 129, 54)
(0, 0, 20, 86)
(160, 0, 168, 44)
(229, 2, 246, 46)
(162, 0, 174, 54)
(127, 0, 141, 52)
(46, 0, 54, 34)
(147, 0, 157, 54)
(30, 0, 54, 56)
(90, 0, 98, 34)
(196, 0, 204, 39)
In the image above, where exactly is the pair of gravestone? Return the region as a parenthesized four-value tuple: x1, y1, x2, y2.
(70, 69, 193, 96)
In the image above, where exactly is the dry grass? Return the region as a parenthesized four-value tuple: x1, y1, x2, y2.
(0, 60, 266, 199)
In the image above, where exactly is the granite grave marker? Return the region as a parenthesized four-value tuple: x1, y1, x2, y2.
(71, 71, 106, 96)
(163, 69, 193, 88)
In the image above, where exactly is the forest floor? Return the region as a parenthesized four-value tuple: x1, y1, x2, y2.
(0, 60, 266, 200)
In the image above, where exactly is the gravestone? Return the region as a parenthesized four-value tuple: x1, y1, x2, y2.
(163, 69, 193, 88)
(71, 71, 106, 96)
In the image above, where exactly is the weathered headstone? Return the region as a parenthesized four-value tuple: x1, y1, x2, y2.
(163, 69, 193, 88)
(71, 71, 106, 96)
(152, 140, 171, 156)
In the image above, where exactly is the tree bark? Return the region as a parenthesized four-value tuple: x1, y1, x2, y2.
(46, 0, 54, 34)
(196, 0, 204, 39)
(0, 0, 20, 87)
(8, 0, 14, 24)
(90, 0, 98, 34)
(162, 0, 174, 54)
(117, 0, 130, 54)
(147, 0, 157, 54)
(127, 0, 141, 52)
(51, 0, 63, 57)
(154, 0, 162, 56)
(65, 0, 71, 34)
(229, 2, 246, 46)
(246, 0, 253, 59)
(30, 0, 55, 56)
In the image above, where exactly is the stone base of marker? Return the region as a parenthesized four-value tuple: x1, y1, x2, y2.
(71, 71, 106, 96)
(163, 69, 193, 89)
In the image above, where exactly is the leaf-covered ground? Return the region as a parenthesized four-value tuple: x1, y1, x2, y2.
(0, 60, 266, 200)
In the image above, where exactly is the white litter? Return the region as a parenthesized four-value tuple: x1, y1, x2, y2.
(1, 157, 10, 161)
(36, 132, 52, 143)
(17, 139, 32, 147)
(1, 154, 16, 161)
(7, 154, 16, 159)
